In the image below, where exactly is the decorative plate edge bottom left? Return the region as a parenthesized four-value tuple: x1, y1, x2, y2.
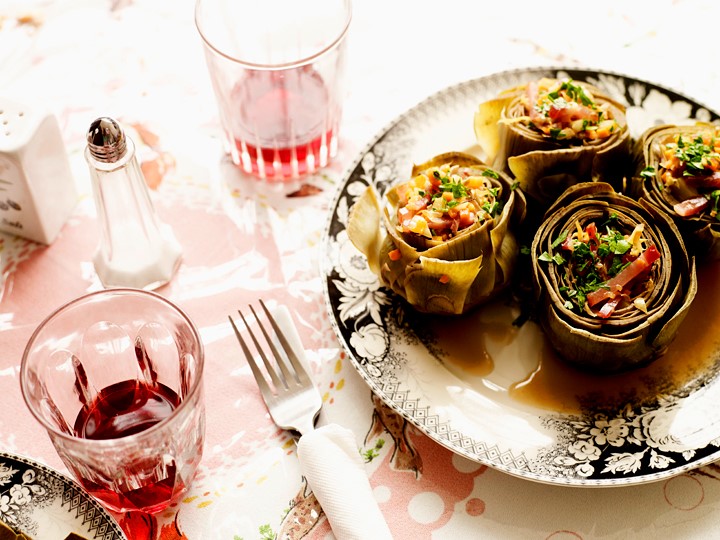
(0, 452, 126, 540)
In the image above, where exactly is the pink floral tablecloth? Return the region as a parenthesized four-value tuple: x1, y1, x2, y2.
(3, 1, 720, 538)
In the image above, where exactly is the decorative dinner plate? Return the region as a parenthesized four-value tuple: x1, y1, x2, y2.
(0, 452, 127, 539)
(321, 67, 720, 486)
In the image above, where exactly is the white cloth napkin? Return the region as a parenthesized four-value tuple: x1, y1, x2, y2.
(297, 423, 392, 540)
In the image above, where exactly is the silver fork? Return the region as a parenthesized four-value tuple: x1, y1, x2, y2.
(228, 301, 393, 539)
(228, 299, 321, 436)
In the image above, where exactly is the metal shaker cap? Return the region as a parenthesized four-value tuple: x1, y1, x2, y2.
(86, 117, 127, 163)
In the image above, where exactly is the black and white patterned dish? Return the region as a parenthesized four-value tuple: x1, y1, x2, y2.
(321, 67, 720, 486)
(0, 452, 126, 539)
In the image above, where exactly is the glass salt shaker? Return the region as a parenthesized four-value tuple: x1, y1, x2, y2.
(85, 117, 182, 290)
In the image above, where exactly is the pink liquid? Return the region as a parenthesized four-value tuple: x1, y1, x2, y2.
(72, 380, 185, 513)
(231, 66, 336, 179)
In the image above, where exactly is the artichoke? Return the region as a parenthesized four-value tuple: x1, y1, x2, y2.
(531, 182, 696, 373)
(632, 123, 720, 260)
(474, 78, 631, 208)
(348, 152, 526, 315)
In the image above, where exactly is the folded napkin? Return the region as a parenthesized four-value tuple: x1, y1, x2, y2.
(297, 424, 392, 540)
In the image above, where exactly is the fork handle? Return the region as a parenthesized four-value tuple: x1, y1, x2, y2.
(296, 423, 392, 540)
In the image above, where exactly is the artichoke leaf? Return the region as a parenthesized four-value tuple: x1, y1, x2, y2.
(545, 304, 649, 373)
(650, 258, 697, 352)
(633, 123, 720, 260)
(489, 194, 517, 283)
(544, 182, 614, 218)
(347, 185, 386, 275)
(411, 151, 490, 175)
(473, 98, 510, 164)
(351, 151, 524, 315)
(531, 182, 696, 373)
(477, 78, 631, 208)
(404, 254, 483, 315)
(382, 206, 422, 260)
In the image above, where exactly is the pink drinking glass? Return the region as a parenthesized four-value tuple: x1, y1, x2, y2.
(195, 0, 352, 180)
(20, 288, 205, 514)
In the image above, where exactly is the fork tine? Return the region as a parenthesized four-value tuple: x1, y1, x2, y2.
(258, 299, 312, 386)
(228, 315, 274, 399)
(249, 304, 298, 386)
(238, 309, 287, 390)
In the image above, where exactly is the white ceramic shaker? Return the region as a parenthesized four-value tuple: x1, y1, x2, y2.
(85, 117, 182, 290)
(0, 98, 77, 244)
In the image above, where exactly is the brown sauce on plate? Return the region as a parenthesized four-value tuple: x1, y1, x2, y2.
(414, 261, 720, 414)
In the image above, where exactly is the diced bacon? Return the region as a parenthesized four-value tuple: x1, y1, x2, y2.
(596, 296, 621, 319)
(425, 213, 454, 230)
(586, 245, 661, 308)
(674, 196, 709, 217)
(683, 171, 720, 189)
(548, 103, 597, 125)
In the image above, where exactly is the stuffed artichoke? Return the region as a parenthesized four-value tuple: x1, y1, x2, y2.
(633, 123, 720, 260)
(474, 78, 631, 207)
(531, 182, 696, 373)
(347, 152, 526, 315)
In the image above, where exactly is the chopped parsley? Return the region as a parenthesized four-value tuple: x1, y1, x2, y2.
(674, 135, 720, 175)
(538, 218, 647, 313)
(554, 80, 594, 106)
(640, 166, 656, 179)
(433, 171, 469, 199)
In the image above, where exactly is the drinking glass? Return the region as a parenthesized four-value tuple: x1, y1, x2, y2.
(195, 0, 352, 180)
(20, 288, 205, 515)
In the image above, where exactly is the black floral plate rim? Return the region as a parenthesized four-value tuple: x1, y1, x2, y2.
(321, 66, 720, 486)
(0, 451, 127, 539)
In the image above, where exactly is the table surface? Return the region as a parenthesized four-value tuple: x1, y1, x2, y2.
(3, 0, 720, 538)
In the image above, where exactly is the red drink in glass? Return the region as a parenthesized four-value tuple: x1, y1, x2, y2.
(230, 67, 337, 179)
(195, 0, 351, 180)
(21, 289, 205, 515)
(70, 380, 186, 513)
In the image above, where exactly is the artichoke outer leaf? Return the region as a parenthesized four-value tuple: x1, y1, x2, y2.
(543, 182, 615, 218)
(543, 303, 649, 373)
(347, 185, 386, 276)
(473, 98, 509, 164)
(404, 254, 483, 315)
(411, 151, 489, 175)
(650, 257, 698, 352)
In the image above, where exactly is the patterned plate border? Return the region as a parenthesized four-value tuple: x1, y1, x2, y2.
(0, 451, 127, 539)
(321, 66, 720, 486)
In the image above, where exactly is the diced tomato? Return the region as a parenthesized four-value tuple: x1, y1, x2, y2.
(586, 244, 661, 308)
(585, 222, 597, 243)
(396, 184, 412, 205)
(438, 274, 450, 284)
(458, 209, 475, 228)
(388, 249, 402, 261)
(674, 196, 709, 217)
